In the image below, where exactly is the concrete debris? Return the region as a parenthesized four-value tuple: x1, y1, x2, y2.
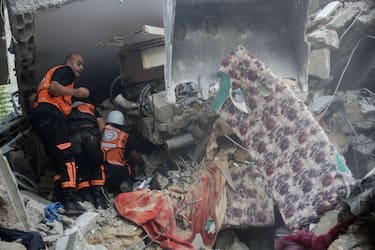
(1, 1, 374, 249)
(327, 4, 361, 30)
(352, 134, 375, 155)
(345, 174, 375, 215)
(84, 209, 145, 249)
(312, 211, 338, 235)
(8, 0, 73, 14)
(56, 212, 99, 250)
(40, 220, 64, 240)
(314, 1, 342, 21)
(308, 48, 331, 79)
(328, 233, 375, 250)
(357, 8, 375, 26)
(0, 155, 29, 231)
(307, 28, 340, 49)
(20, 190, 49, 230)
(149, 91, 175, 122)
(309, 95, 335, 112)
(0, 240, 26, 250)
(215, 230, 249, 250)
(317, 89, 375, 178)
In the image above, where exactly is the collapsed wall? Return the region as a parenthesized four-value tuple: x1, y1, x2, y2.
(307, 0, 375, 179)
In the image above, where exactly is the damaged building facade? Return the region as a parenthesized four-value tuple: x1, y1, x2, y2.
(0, 0, 375, 249)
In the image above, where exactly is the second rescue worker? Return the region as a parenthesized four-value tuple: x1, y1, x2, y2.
(68, 100, 109, 209)
(31, 53, 89, 215)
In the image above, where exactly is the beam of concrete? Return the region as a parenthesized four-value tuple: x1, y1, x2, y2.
(0, 154, 29, 230)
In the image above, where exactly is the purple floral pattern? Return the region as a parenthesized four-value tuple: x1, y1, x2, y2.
(223, 162, 274, 228)
(218, 46, 355, 229)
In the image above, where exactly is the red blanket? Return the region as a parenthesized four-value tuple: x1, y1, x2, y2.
(114, 163, 225, 249)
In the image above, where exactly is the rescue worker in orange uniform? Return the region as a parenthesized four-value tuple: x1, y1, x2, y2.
(68, 99, 109, 209)
(31, 53, 89, 215)
(101, 110, 139, 194)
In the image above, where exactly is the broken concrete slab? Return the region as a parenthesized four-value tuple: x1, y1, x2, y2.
(314, 1, 342, 21)
(312, 211, 338, 235)
(327, 4, 361, 31)
(357, 8, 375, 26)
(308, 28, 340, 49)
(8, 0, 73, 14)
(0, 154, 29, 231)
(308, 48, 331, 79)
(56, 212, 98, 250)
(149, 90, 175, 122)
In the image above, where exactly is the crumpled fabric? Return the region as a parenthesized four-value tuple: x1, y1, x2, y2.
(0, 226, 45, 250)
(275, 216, 356, 250)
(44, 202, 64, 222)
(217, 46, 356, 229)
(114, 163, 226, 250)
(115, 189, 192, 250)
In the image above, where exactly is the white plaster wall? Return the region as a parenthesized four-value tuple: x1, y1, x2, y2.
(34, 0, 163, 102)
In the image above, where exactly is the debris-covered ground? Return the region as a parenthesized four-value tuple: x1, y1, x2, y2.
(1, 0, 375, 249)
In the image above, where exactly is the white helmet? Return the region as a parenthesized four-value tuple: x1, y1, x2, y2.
(106, 110, 125, 125)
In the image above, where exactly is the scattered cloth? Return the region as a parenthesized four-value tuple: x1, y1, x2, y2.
(114, 160, 226, 249)
(44, 202, 64, 222)
(275, 216, 356, 250)
(0, 226, 45, 250)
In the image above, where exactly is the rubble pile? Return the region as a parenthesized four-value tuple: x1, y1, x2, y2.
(314, 89, 375, 179)
(307, 0, 375, 93)
(1, 1, 375, 250)
(307, 0, 375, 181)
(303, 1, 375, 249)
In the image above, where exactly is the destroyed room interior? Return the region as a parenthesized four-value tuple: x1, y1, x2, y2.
(0, 0, 375, 249)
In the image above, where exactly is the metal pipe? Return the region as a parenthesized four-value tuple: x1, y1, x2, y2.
(164, 133, 194, 151)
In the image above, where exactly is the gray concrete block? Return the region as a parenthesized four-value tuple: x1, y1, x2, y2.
(0, 155, 29, 230)
(149, 91, 175, 122)
(56, 212, 98, 250)
(308, 48, 331, 79)
(308, 28, 340, 49)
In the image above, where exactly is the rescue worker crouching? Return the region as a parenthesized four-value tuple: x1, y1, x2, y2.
(101, 110, 140, 194)
(67, 99, 110, 209)
(31, 53, 89, 215)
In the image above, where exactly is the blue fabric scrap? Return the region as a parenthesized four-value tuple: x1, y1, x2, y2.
(44, 202, 64, 222)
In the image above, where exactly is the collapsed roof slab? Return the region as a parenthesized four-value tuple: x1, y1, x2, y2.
(7, 0, 78, 14)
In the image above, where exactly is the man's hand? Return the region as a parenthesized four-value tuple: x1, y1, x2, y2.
(73, 87, 90, 98)
(50, 81, 90, 98)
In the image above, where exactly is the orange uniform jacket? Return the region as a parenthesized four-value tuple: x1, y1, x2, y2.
(101, 124, 129, 166)
(34, 65, 74, 115)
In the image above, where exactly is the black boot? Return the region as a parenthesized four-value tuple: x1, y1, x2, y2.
(77, 187, 95, 205)
(51, 180, 63, 202)
(91, 186, 110, 209)
(61, 188, 86, 215)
